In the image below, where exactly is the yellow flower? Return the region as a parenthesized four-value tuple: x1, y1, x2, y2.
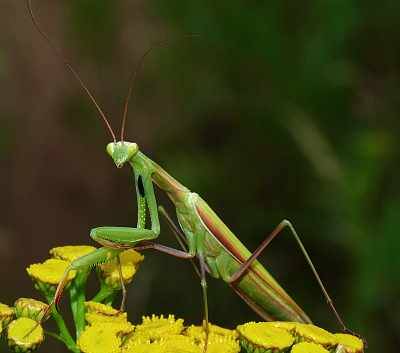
(262, 321, 299, 333)
(237, 322, 295, 353)
(77, 324, 121, 353)
(14, 298, 47, 322)
(291, 342, 329, 353)
(185, 322, 238, 342)
(125, 335, 200, 353)
(122, 334, 151, 352)
(122, 340, 164, 353)
(86, 312, 129, 326)
(134, 314, 184, 341)
(0, 303, 15, 329)
(294, 324, 337, 349)
(85, 301, 120, 316)
(7, 318, 44, 353)
(159, 334, 195, 345)
(99, 322, 135, 337)
(99, 249, 144, 290)
(26, 259, 76, 285)
(201, 335, 240, 353)
(50, 245, 96, 262)
(159, 337, 200, 353)
(84, 302, 134, 332)
(84, 301, 128, 325)
(334, 333, 364, 353)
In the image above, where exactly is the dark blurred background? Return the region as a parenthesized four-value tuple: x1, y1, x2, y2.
(1, 1, 399, 352)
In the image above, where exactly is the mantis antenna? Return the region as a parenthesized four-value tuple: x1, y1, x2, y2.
(120, 34, 201, 141)
(27, 0, 117, 142)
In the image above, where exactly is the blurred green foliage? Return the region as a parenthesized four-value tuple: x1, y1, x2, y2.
(1, 0, 399, 352)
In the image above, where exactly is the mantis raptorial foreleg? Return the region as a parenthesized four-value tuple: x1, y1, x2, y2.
(227, 219, 349, 332)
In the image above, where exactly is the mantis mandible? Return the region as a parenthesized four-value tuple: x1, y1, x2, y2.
(27, 0, 354, 342)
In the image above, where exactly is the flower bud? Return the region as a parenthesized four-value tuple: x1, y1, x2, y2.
(14, 299, 48, 323)
(0, 303, 15, 331)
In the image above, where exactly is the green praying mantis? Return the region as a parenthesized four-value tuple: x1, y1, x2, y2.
(27, 0, 356, 345)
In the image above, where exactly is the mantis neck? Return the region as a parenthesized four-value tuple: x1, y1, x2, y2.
(131, 152, 190, 203)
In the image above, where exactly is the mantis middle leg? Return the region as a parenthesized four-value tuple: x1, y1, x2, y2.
(133, 239, 210, 352)
(159, 205, 202, 278)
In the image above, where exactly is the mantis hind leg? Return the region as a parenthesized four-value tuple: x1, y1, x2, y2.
(228, 219, 350, 332)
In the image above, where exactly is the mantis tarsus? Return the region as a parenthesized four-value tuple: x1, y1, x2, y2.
(27, 0, 356, 346)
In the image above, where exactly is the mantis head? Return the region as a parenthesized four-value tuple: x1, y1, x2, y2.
(106, 142, 139, 168)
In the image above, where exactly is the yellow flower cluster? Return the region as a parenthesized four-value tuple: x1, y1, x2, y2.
(25, 245, 144, 292)
(77, 307, 364, 353)
(77, 306, 240, 353)
(237, 322, 364, 353)
(3, 244, 364, 353)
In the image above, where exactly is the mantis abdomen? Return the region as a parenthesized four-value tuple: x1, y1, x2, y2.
(173, 191, 312, 323)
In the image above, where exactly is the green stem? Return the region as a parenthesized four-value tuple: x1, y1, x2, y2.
(50, 306, 80, 353)
(91, 282, 116, 303)
(69, 269, 90, 339)
(45, 330, 64, 344)
(103, 292, 118, 306)
(38, 287, 80, 353)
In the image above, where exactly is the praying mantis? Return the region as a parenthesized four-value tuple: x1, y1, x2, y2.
(27, 0, 355, 345)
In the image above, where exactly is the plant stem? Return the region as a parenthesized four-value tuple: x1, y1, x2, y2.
(70, 269, 90, 339)
(40, 290, 80, 353)
(50, 305, 80, 353)
(45, 330, 64, 344)
(92, 282, 116, 303)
